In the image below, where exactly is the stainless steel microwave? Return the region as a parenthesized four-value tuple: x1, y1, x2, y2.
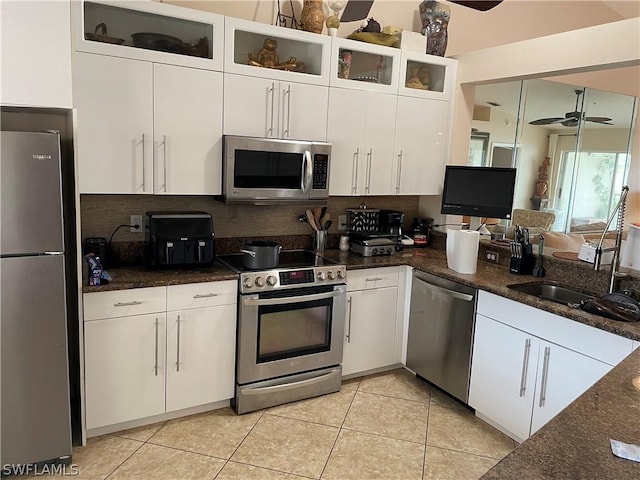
(221, 136, 331, 205)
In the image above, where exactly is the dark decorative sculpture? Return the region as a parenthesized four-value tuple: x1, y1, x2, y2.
(419, 1, 450, 57)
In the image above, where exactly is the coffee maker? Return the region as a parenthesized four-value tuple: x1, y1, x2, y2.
(379, 210, 405, 240)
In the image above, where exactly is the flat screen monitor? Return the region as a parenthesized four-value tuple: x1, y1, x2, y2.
(441, 166, 517, 219)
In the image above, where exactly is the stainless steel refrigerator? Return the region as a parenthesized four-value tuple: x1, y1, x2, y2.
(1, 131, 73, 468)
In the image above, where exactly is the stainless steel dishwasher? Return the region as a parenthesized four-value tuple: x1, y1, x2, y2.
(406, 270, 477, 404)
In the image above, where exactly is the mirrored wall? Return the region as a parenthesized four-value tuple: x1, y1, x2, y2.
(471, 79, 637, 233)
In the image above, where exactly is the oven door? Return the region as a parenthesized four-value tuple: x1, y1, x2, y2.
(223, 136, 313, 204)
(237, 284, 346, 385)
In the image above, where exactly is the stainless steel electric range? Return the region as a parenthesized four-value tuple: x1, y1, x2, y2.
(217, 250, 347, 414)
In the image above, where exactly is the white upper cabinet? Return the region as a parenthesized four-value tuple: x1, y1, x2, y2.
(75, 53, 223, 194)
(72, 0, 224, 71)
(74, 53, 153, 194)
(1, 0, 72, 108)
(330, 37, 401, 94)
(392, 96, 449, 195)
(327, 88, 396, 196)
(224, 16, 331, 86)
(223, 73, 328, 141)
(153, 64, 223, 195)
(397, 50, 457, 100)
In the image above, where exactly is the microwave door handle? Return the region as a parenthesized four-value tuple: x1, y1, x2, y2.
(301, 150, 312, 193)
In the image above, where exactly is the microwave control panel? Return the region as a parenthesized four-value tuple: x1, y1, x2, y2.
(313, 154, 328, 189)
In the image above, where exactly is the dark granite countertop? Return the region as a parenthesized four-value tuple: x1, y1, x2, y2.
(481, 347, 640, 479)
(82, 263, 238, 293)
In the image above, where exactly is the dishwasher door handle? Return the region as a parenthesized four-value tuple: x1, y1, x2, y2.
(414, 277, 474, 302)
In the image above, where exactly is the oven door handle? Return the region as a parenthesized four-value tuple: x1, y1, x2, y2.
(242, 288, 345, 306)
(242, 368, 341, 395)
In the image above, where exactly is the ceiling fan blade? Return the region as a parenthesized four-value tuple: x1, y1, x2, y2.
(585, 117, 613, 123)
(449, 1, 503, 11)
(340, 0, 374, 22)
(529, 117, 565, 125)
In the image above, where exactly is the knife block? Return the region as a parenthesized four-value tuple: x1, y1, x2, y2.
(509, 244, 535, 275)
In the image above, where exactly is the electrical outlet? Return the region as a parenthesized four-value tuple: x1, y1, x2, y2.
(130, 215, 143, 233)
(485, 250, 500, 263)
(338, 214, 347, 231)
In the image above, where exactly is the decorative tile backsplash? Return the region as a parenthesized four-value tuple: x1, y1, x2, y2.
(80, 194, 421, 242)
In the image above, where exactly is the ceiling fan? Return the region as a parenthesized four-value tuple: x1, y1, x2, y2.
(529, 89, 614, 127)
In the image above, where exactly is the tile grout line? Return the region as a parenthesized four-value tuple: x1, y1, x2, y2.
(102, 435, 147, 480)
(317, 379, 361, 480)
(422, 387, 433, 480)
(211, 409, 267, 479)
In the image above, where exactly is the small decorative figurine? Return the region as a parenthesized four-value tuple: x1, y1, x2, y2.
(338, 50, 352, 79)
(248, 38, 305, 72)
(405, 67, 427, 90)
(301, 0, 324, 34)
(419, 0, 450, 57)
(326, 0, 346, 37)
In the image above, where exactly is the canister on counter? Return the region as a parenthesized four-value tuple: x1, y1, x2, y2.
(411, 217, 432, 247)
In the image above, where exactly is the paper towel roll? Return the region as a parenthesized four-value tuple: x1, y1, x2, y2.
(446, 229, 480, 274)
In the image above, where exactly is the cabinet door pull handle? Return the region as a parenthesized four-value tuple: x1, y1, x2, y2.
(366, 148, 372, 194)
(176, 315, 181, 372)
(139, 133, 146, 192)
(396, 151, 403, 193)
(267, 83, 275, 137)
(160, 134, 168, 192)
(283, 84, 291, 138)
(519, 338, 531, 397)
(539, 346, 551, 407)
(193, 293, 218, 299)
(346, 296, 353, 343)
(352, 148, 359, 194)
(154, 318, 159, 376)
(114, 301, 142, 307)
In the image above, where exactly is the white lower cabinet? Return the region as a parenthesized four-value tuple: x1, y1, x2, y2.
(529, 339, 610, 434)
(469, 290, 633, 442)
(83, 281, 237, 431)
(165, 282, 237, 412)
(468, 314, 540, 441)
(84, 312, 167, 430)
(342, 268, 400, 376)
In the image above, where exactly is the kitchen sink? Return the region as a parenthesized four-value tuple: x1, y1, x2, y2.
(507, 281, 595, 306)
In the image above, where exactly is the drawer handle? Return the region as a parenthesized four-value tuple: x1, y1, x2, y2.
(365, 277, 384, 282)
(114, 301, 142, 307)
(193, 293, 218, 299)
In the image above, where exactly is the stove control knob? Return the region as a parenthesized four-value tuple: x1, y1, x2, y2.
(337, 269, 345, 280)
(327, 270, 335, 280)
(317, 271, 326, 281)
(243, 277, 253, 289)
(255, 276, 265, 287)
(267, 275, 277, 286)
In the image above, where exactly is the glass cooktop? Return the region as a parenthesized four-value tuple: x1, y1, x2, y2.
(217, 249, 336, 273)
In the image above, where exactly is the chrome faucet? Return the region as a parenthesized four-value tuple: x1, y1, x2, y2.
(593, 185, 629, 294)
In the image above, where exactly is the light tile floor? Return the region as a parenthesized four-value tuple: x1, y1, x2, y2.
(33, 369, 517, 480)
